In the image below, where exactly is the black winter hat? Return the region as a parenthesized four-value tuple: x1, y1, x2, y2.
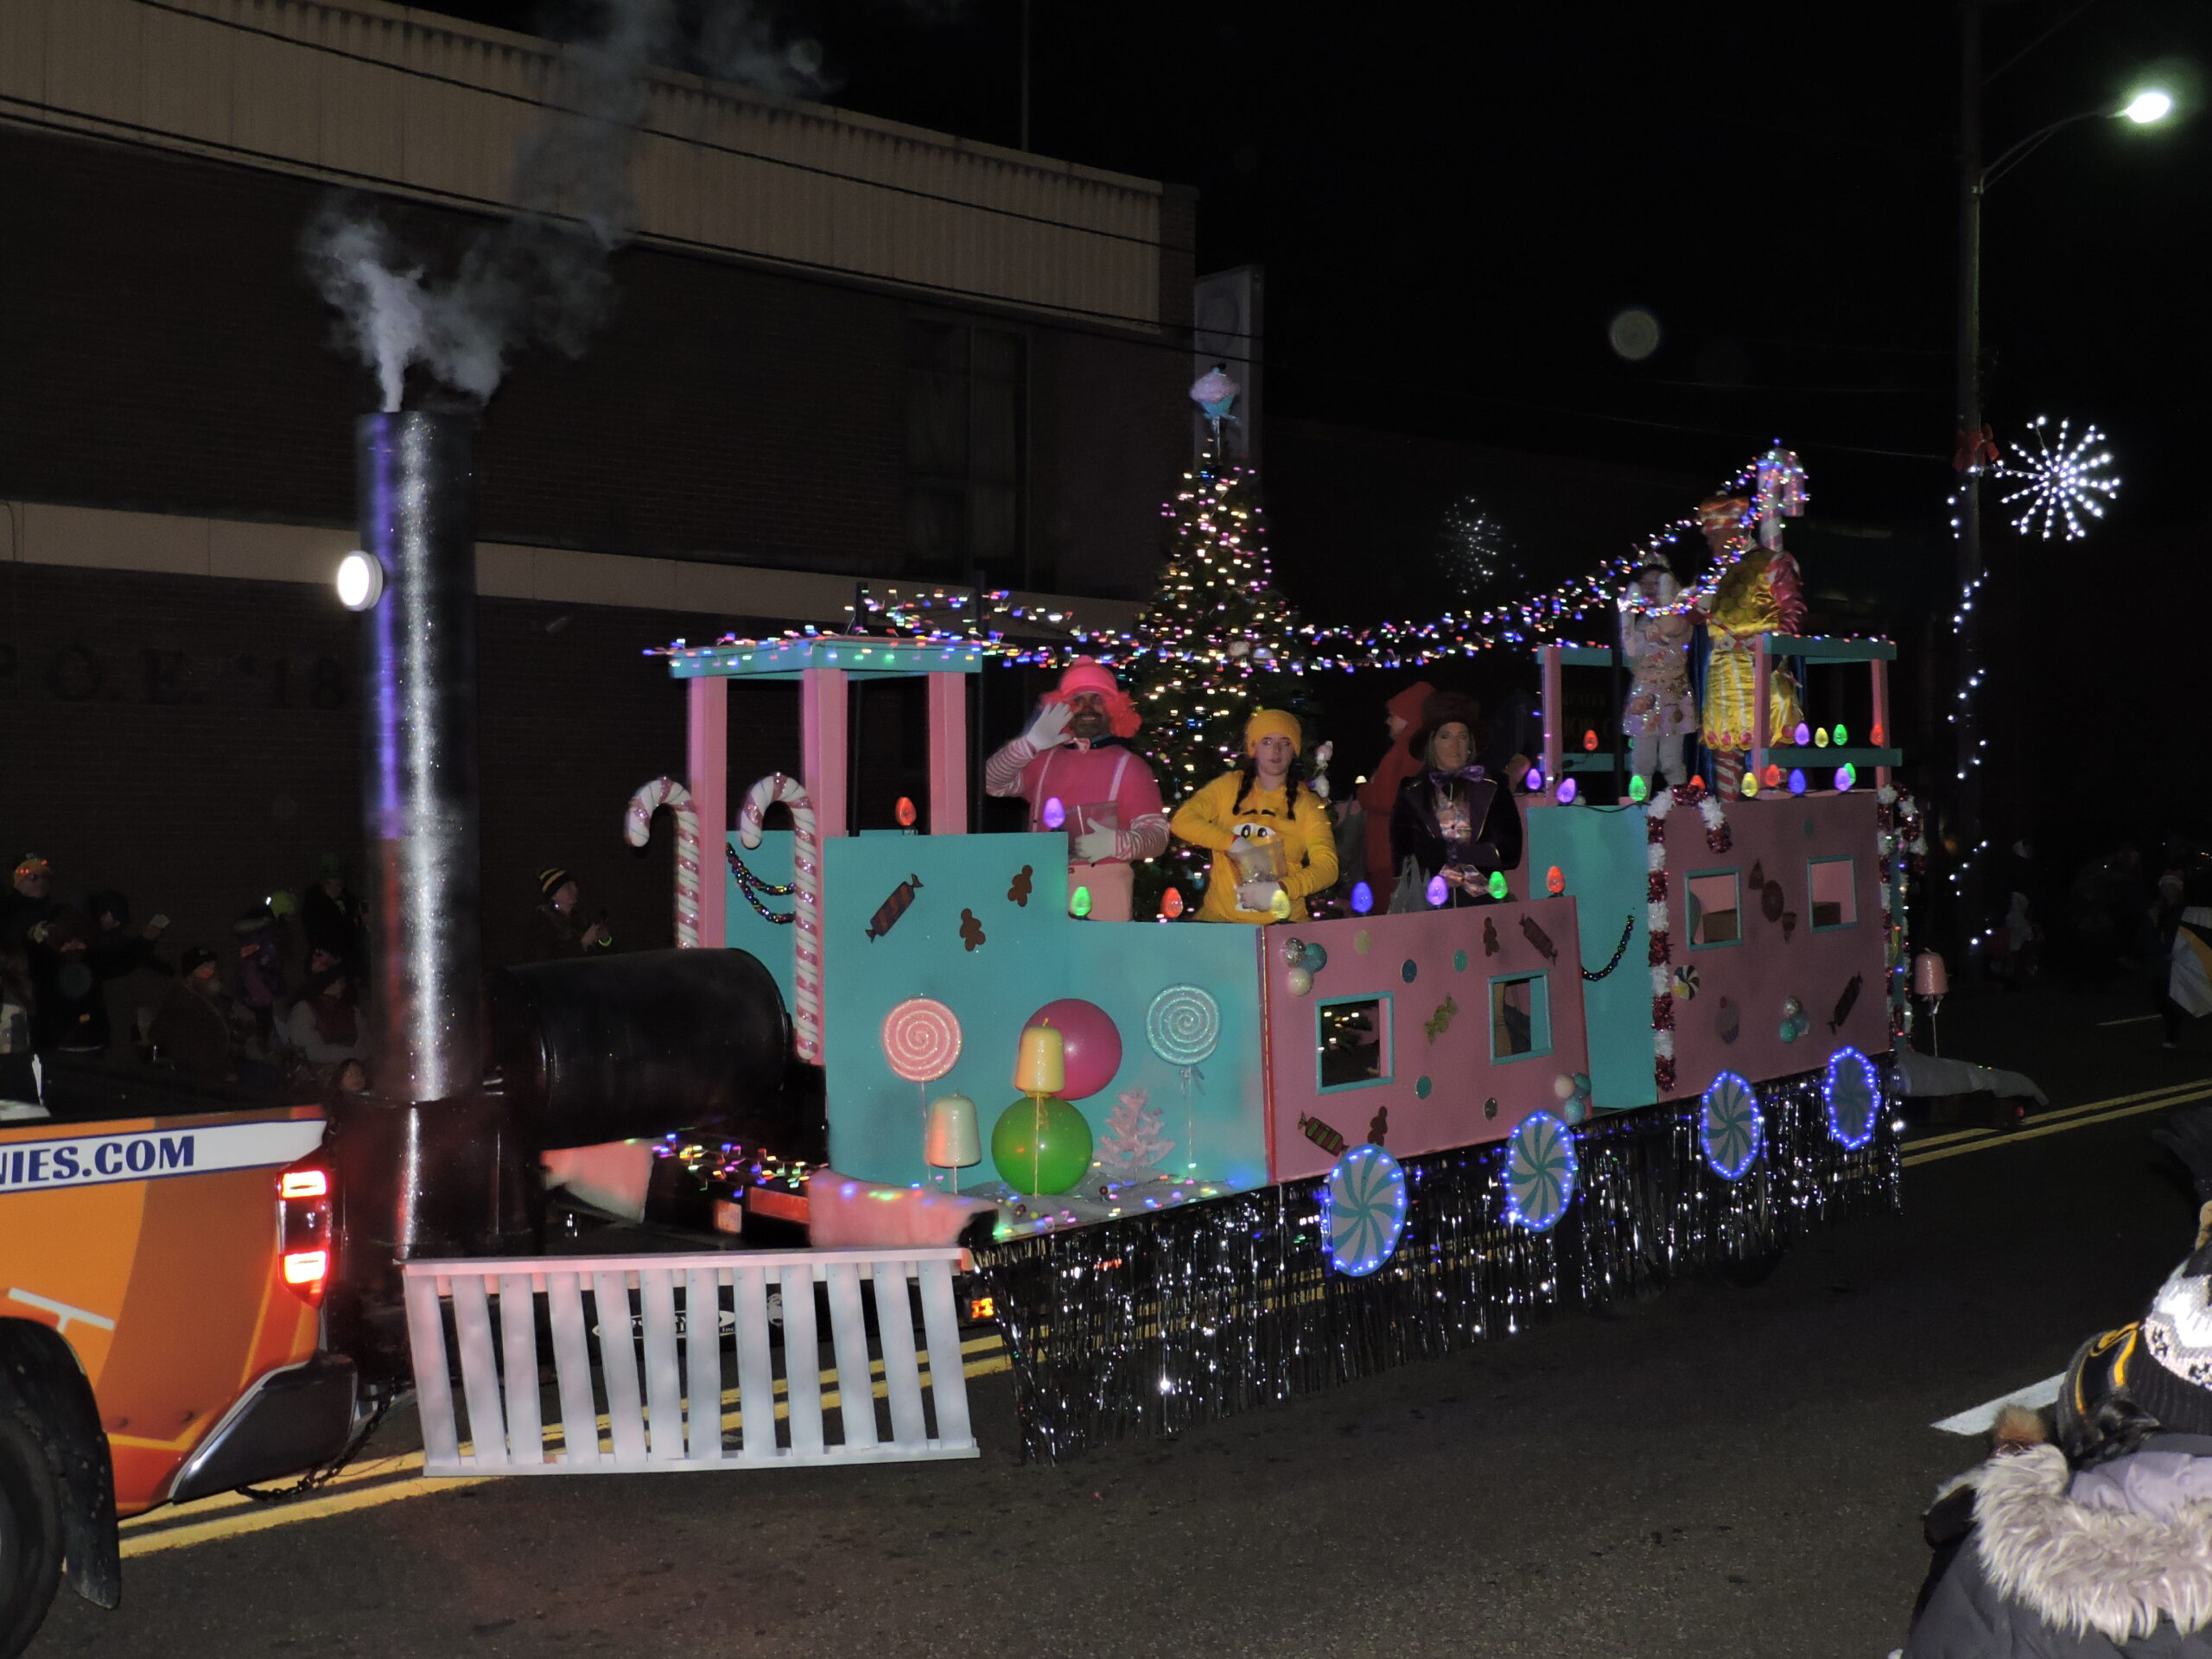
(181, 945, 218, 974)
(1408, 691, 1483, 769)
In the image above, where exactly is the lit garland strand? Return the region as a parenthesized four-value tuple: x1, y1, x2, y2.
(662, 450, 1791, 674)
(1995, 415, 2120, 540)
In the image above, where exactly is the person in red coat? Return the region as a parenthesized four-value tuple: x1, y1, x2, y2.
(1356, 681, 1434, 911)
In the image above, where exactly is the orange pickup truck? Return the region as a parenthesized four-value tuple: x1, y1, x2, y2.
(0, 1093, 357, 1656)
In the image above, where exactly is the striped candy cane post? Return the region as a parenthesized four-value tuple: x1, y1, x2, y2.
(739, 772, 823, 1065)
(624, 777, 702, 949)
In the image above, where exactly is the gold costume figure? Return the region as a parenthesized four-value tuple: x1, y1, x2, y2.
(1700, 549, 1804, 753)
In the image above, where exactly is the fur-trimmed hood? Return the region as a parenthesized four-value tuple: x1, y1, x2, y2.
(1974, 1443, 2212, 1643)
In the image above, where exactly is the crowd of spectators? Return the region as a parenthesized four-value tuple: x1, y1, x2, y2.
(0, 850, 370, 1104)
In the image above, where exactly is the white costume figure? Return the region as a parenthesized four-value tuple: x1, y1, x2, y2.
(1621, 552, 1697, 788)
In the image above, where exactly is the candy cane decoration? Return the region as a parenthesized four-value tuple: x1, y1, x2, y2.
(739, 772, 823, 1065)
(624, 777, 701, 949)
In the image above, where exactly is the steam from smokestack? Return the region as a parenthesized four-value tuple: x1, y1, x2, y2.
(305, 0, 827, 410)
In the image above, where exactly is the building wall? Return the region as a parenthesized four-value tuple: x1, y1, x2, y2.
(0, 561, 827, 976)
(0, 124, 1189, 594)
(0, 0, 1167, 328)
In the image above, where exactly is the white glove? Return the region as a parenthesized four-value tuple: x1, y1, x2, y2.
(1072, 828, 1117, 863)
(1022, 700, 1072, 751)
(1236, 880, 1284, 914)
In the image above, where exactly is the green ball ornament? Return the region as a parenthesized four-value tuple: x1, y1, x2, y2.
(991, 1095, 1094, 1195)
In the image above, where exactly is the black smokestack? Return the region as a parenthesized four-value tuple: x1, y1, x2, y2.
(357, 411, 483, 1103)
(340, 412, 529, 1267)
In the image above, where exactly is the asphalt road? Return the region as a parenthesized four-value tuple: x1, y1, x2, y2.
(31, 982, 2209, 1659)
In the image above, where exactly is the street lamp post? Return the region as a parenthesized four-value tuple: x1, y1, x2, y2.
(1951, 0, 2171, 959)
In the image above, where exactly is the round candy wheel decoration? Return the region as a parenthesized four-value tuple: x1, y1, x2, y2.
(1323, 1144, 1408, 1276)
(1699, 1071, 1761, 1180)
(1824, 1046, 1880, 1149)
(1146, 983, 1221, 1069)
(881, 997, 963, 1084)
(1503, 1110, 1578, 1233)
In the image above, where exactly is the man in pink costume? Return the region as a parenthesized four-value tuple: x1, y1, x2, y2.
(985, 658, 1167, 922)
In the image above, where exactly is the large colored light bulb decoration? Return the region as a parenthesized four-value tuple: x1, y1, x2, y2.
(992, 1024, 1093, 1194)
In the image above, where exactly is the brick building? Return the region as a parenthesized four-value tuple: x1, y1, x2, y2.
(0, 0, 1194, 968)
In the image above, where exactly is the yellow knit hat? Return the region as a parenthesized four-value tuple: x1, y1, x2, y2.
(1243, 708, 1303, 757)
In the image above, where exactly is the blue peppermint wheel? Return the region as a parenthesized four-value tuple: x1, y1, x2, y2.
(1324, 1145, 1408, 1275)
(1825, 1046, 1879, 1149)
(1699, 1071, 1761, 1180)
(1504, 1110, 1577, 1232)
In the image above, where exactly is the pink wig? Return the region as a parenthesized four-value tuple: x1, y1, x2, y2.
(1042, 656, 1141, 739)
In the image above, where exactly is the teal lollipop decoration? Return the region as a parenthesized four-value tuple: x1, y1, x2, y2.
(1824, 1046, 1879, 1149)
(1323, 1144, 1408, 1275)
(1504, 1110, 1577, 1232)
(1148, 983, 1221, 1175)
(1699, 1071, 1761, 1179)
(1147, 983, 1219, 1070)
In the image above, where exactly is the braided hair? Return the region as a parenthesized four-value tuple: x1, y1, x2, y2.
(1230, 753, 1312, 817)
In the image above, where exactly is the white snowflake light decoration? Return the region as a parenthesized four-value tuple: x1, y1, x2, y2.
(1439, 496, 1516, 601)
(1995, 415, 2119, 540)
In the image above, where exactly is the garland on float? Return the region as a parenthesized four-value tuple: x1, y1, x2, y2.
(654, 449, 1814, 676)
(1647, 783, 1732, 1097)
(1876, 785, 1928, 1041)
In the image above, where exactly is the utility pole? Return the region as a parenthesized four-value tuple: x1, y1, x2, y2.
(1953, 0, 1985, 960)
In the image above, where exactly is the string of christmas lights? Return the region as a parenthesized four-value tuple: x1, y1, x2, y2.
(651, 446, 1816, 677)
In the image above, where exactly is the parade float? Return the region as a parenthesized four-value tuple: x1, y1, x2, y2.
(632, 446, 1928, 1460)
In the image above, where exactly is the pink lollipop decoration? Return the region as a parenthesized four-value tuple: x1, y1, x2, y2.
(883, 997, 963, 1083)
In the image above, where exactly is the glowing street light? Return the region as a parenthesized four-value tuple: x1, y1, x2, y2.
(2123, 89, 2174, 125)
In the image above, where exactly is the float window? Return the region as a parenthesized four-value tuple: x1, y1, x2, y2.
(1490, 974, 1551, 1062)
(1318, 996, 1391, 1091)
(1687, 871, 1742, 947)
(1810, 856, 1857, 930)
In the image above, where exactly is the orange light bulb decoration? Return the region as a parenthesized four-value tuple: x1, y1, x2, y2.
(895, 796, 917, 828)
(1161, 887, 1185, 919)
(1582, 729, 1599, 753)
(1546, 866, 1565, 896)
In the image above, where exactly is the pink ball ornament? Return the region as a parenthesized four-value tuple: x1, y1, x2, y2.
(1025, 998, 1122, 1101)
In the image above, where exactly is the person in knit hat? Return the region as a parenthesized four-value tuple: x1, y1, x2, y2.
(1355, 682, 1434, 910)
(1905, 1108, 2212, 1656)
(536, 866, 614, 960)
(1171, 709, 1338, 924)
(983, 657, 1168, 923)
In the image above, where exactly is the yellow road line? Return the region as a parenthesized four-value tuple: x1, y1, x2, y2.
(1904, 1079, 2212, 1154)
(1904, 1088, 2212, 1167)
(122, 1341, 1012, 1553)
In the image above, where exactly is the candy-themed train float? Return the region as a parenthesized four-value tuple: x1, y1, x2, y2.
(632, 565, 1924, 1460)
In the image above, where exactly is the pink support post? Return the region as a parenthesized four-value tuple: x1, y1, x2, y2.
(1539, 645, 1563, 794)
(801, 667, 849, 840)
(1870, 656, 1893, 790)
(927, 672, 968, 836)
(686, 675, 728, 949)
(1751, 637, 1773, 784)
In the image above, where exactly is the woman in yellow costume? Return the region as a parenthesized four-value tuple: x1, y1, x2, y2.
(1172, 709, 1338, 923)
(1695, 494, 1804, 798)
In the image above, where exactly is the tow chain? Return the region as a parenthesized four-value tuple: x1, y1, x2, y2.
(238, 1390, 396, 1503)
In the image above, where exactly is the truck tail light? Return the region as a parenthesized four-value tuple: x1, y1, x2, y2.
(278, 1153, 334, 1306)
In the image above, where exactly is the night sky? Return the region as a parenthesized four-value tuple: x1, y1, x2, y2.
(423, 0, 2212, 538)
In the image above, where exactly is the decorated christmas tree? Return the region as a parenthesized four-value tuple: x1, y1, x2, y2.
(1119, 439, 1309, 910)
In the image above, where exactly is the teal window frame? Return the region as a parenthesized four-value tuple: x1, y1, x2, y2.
(1487, 971, 1553, 1064)
(1316, 993, 1394, 1094)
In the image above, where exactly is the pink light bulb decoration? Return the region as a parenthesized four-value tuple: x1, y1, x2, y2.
(1041, 797, 1066, 830)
